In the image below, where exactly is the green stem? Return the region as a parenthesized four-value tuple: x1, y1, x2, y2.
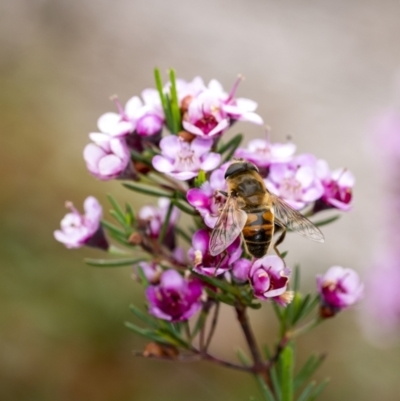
(287, 317, 322, 339)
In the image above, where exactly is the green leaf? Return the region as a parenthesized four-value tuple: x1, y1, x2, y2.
(272, 301, 283, 321)
(85, 257, 145, 267)
(263, 344, 272, 359)
(280, 251, 289, 259)
(293, 265, 300, 292)
(175, 226, 192, 244)
(136, 265, 150, 287)
(130, 150, 153, 166)
(255, 375, 276, 401)
(123, 182, 173, 198)
(222, 134, 244, 163)
(205, 288, 236, 306)
(107, 194, 126, 222)
(294, 354, 326, 392)
(292, 295, 310, 325)
(191, 309, 208, 339)
(280, 345, 294, 401)
(296, 381, 316, 401)
(288, 292, 304, 327)
(125, 203, 136, 226)
(110, 209, 128, 229)
(154, 68, 173, 130)
(125, 321, 171, 344)
(194, 170, 207, 187)
(101, 220, 126, 237)
(129, 305, 158, 328)
(159, 201, 174, 244)
(308, 378, 330, 401)
(235, 347, 251, 366)
(194, 273, 239, 296)
(171, 199, 198, 216)
(217, 133, 243, 154)
(270, 363, 282, 401)
(107, 231, 131, 247)
(108, 245, 130, 255)
(248, 302, 262, 309)
(312, 215, 340, 227)
(169, 69, 181, 134)
(155, 327, 189, 348)
(295, 295, 320, 324)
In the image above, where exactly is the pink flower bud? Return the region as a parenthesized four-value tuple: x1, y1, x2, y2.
(317, 266, 363, 314)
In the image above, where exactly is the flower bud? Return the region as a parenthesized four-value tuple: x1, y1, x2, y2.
(317, 266, 363, 316)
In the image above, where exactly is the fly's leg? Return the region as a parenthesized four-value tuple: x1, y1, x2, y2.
(273, 227, 287, 262)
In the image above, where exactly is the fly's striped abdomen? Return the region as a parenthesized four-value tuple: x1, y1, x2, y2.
(242, 208, 274, 258)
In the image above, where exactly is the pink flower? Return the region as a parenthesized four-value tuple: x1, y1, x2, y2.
(171, 76, 206, 103)
(188, 229, 242, 276)
(152, 136, 221, 181)
(83, 133, 131, 180)
(54, 197, 108, 250)
(133, 261, 162, 284)
(265, 154, 324, 210)
(315, 160, 355, 211)
(186, 163, 229, 228)
(124, 89, 164, 137)
(146, 270, 203, 322)
(182, 90, 230, 137)
(138, 198, 180, 250)
(317, 266, 363, 313)
(235, 137, 296, 170)
(232, 258, 252, 282)
(92, 111, 134, 138)
(249, 255, 292, 305)
(91, 91, 164, 139)
(182, 77, 263, 138)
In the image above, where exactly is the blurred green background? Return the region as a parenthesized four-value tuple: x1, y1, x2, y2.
(1, 0, 400, 400)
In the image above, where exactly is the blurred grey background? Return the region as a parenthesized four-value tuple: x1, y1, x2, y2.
(1, 0, 400, 400)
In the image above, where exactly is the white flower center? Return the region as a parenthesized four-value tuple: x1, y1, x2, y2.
(175, 143, 200, 171)
(280, 177, 302, 200)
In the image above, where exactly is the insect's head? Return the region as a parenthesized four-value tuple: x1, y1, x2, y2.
(224, 159, 259, 179)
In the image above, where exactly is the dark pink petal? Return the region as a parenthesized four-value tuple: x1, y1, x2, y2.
(192, 229, 210, 254)
(160, 270, 185, 291)
(187, 188, 211, 209)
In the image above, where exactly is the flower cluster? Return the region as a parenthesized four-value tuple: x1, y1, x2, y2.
(55, 69, 363, 400)
(56, 69, 362, 314)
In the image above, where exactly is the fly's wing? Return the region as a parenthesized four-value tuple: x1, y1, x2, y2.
(270, 193, 324, 243)
(209, 197, 248, 256)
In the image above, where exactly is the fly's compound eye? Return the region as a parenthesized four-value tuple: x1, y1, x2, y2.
(224, 162, 246, 179)
(224, 161, 259, 179)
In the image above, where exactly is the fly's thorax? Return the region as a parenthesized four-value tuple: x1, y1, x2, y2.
(227, 170, 266, 207)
